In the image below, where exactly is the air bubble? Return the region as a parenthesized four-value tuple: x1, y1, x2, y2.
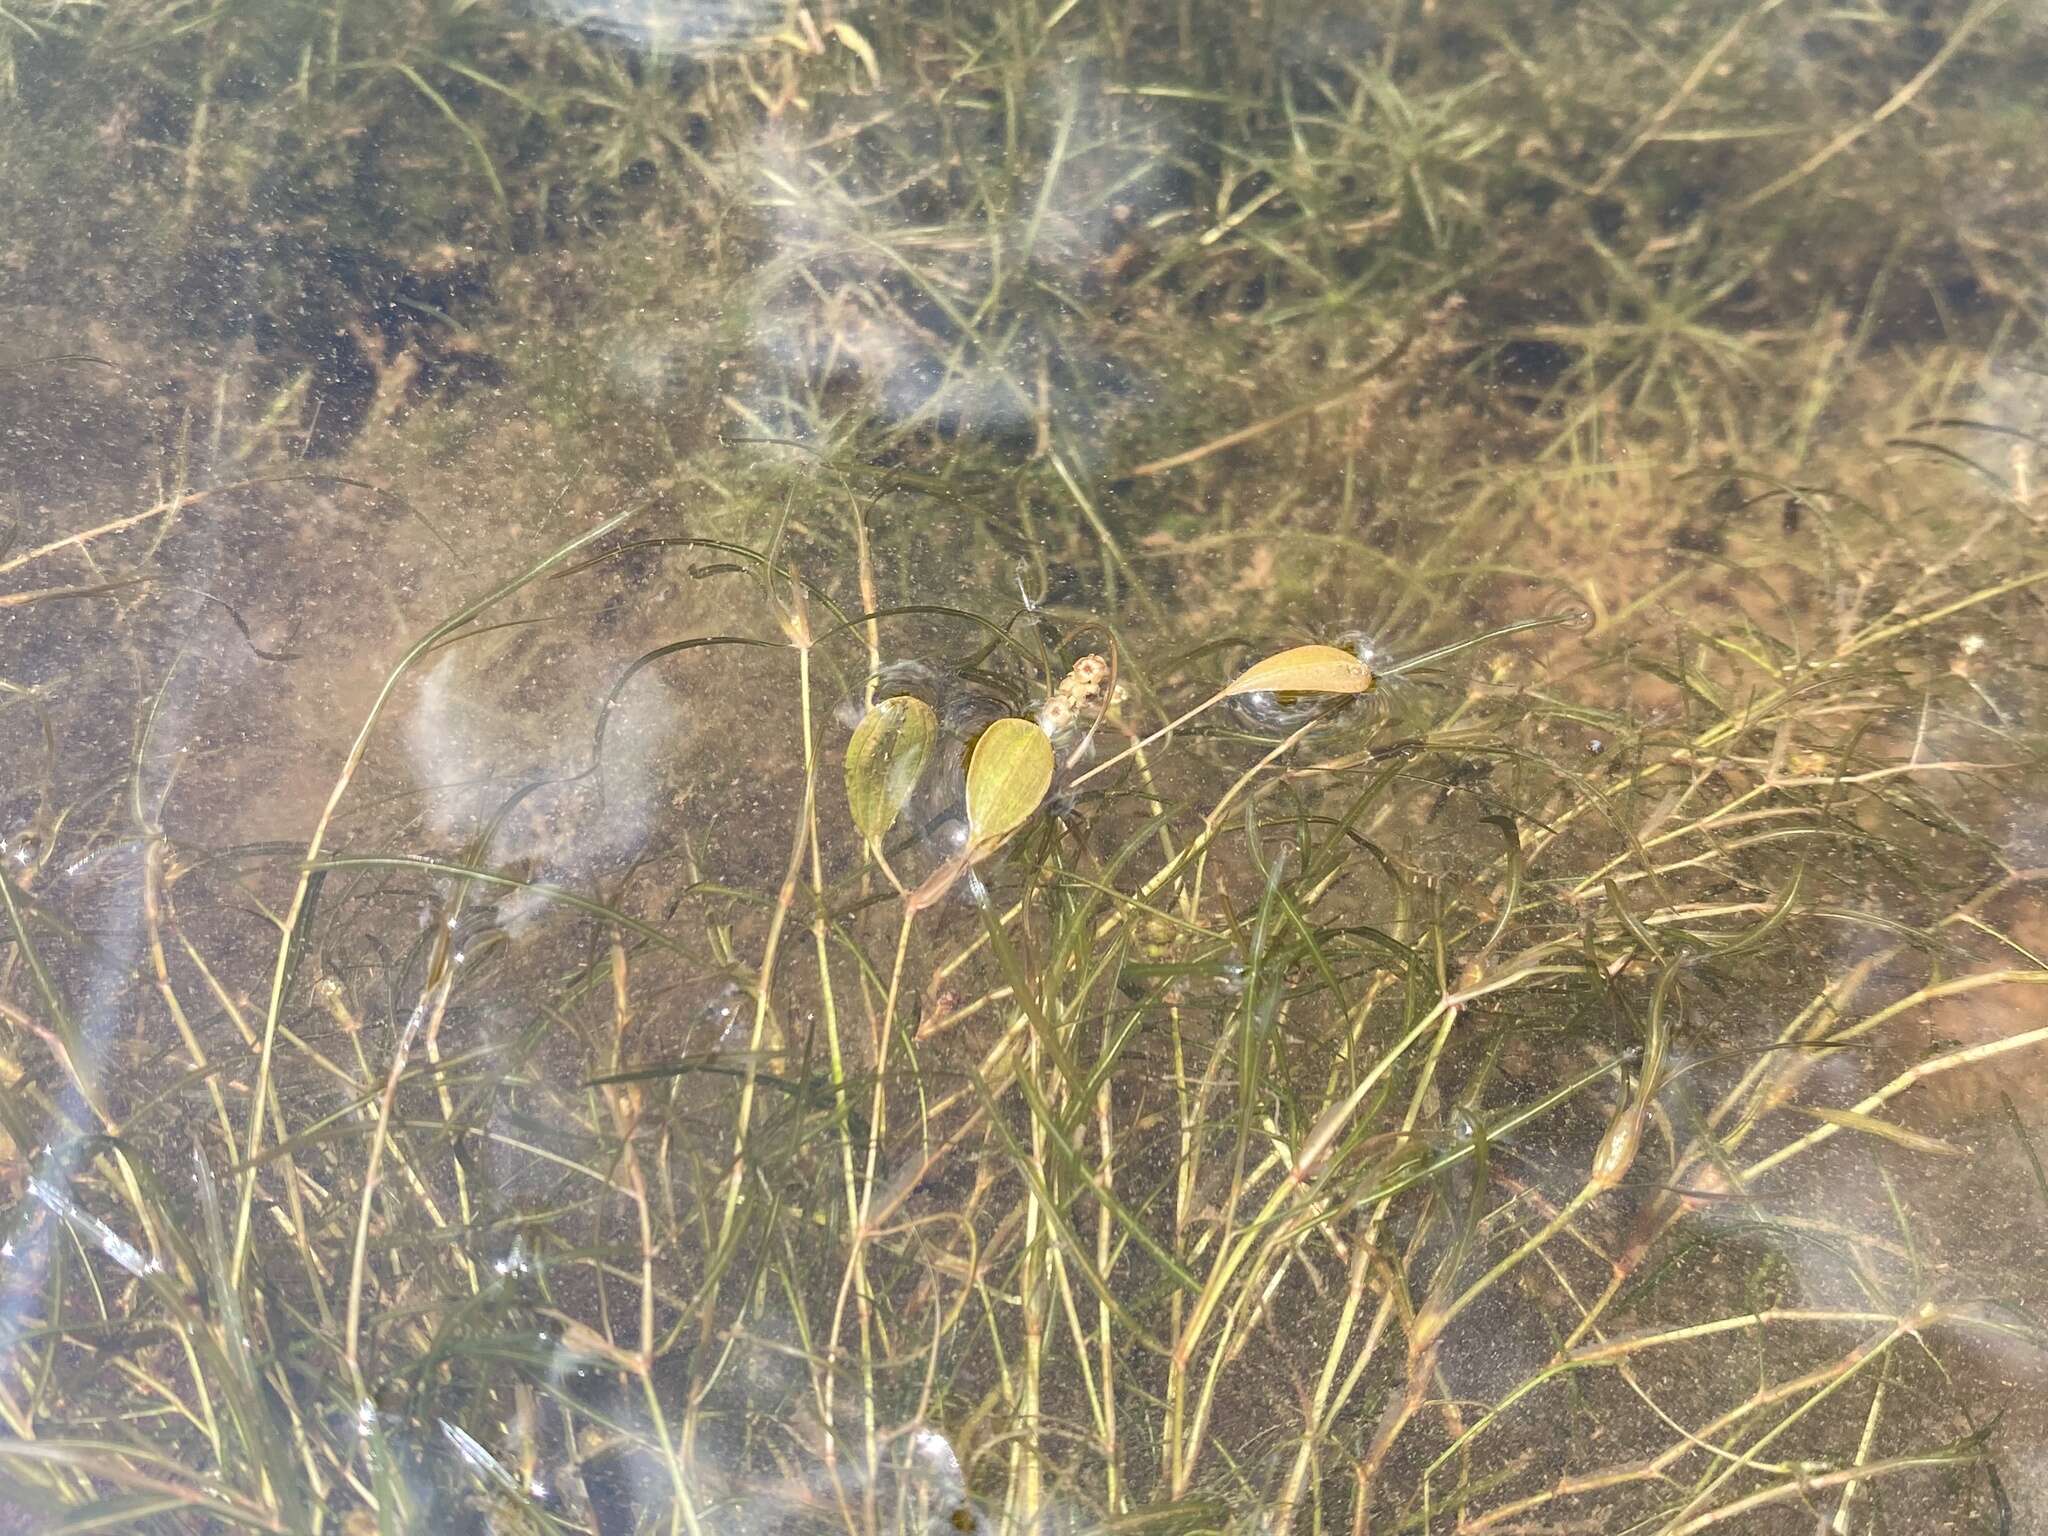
(1335, 628, 1383, 667)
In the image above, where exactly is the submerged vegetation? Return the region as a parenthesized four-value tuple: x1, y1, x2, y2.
(3, 0, 2047, 1531)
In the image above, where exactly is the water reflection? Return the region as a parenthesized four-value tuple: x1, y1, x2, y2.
(535, 0, 781, 53)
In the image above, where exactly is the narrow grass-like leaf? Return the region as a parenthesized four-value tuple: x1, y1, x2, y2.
(2003, 1093, 2048, 1208)
(1799, 1106, 1964, 1158)
(46, 1495, 204, 1532)
(0, 1442, 284, 1532)
(384, 61, 507, 212)
(192, 1142, 306, 1524)
(0, 860, 89, 1082)
(975, 1055, 1198, 1311)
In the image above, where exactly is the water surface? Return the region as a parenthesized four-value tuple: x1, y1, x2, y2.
(2, 2, 2046, 1532)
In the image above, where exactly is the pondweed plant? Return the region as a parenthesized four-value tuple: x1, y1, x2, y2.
(1, 469, 2044, 1532)
(3, 0, 2048, 1531)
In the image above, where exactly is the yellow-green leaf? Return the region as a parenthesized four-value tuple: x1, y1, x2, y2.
(1222, 644, 1375, 698)
(845, 696, 938, 842)
(965, 717, 1055, 852)
(1801, 1106, 1963, 1158)
(826, 20, 881, 89)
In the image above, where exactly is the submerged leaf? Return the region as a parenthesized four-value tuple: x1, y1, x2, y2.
(1801, 1106, 1963, 1158)
(845, 695, 939, 842)
(1223, 644, 1376, 698)
(965, 717, 1055, 852)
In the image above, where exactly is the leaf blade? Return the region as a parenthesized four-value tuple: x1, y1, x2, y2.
(965, 717, 1055, 852)
(1800, 1106, 1963, 1158)
(1222, 643, 1376, 698)
(845, 695, 939, 842)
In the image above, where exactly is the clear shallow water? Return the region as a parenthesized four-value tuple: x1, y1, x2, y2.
(2, 2, 2046, 1532)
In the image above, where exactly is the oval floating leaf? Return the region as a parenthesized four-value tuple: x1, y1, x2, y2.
(845, 696, 939, 842)
(965, 717, 1055, 852)
(1223, 644, 1375, 698)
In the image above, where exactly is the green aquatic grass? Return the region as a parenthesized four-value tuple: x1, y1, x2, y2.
(2, 477, 2043, 1530)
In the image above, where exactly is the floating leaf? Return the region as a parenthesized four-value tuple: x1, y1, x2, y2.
(845, 696, 938, 842)
(1222, 644, 1375, 698)
(965, 717, 1055, 853)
